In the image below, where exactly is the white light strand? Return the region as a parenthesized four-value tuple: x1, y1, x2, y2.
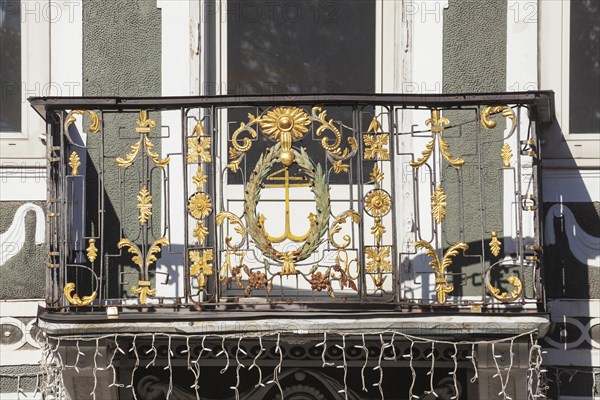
(248, 335, 266, 389)
(467, 343, 479, 383)
(35, 328, 543, 399)
(166, 335, 174, 400)
(450, 343, 459, 399)
(548, 367, 599, 400)
(424, 341, 438, 398)
(266, 332, 284, 400)
(354, 333, 369, 393)
(491, 342, 511, 400)
(335, 333, 348, 399)
(407, 339, 418, 399)
(372, 334, 384, 400)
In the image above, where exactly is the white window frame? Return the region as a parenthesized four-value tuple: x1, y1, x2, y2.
(0, 1, 49, 162)
(539, 0, 600, 164)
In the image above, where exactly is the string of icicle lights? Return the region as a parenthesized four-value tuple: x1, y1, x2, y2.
(31, 329, 547, 400)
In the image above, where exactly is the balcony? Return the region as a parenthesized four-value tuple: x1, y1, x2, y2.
(30, 92, 554, 333)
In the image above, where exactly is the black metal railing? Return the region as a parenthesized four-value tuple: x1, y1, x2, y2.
(32, 92, 553, 313)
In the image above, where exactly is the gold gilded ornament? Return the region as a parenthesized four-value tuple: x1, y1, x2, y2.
(86, 239, 98, 263)
(116, 110, 170, 169)
(187, 193, 213, 220)
(481, 105, 516, 132)
(410, 109, 465, 169)
(365, 246, 392, 273)
(136, 186, 152, 225)
(329, 210, 360, 250)
(190, 250, 213, 290)
(68, 151, 81, 176)
(64, 282, 97, 307)
(489, 231, 502, 257)
(414, 240, 468, 304)
(431, 185, 447, 224)
(65, 110, 100, 133)
(187, 120, 212, 163)
(131, 281, 156, 305)
(501, 143, 513, 168)
(364, 189, 392, 218)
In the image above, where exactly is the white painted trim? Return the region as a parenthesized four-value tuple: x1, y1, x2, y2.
(542, 169, 600, 203)
(0, 203, 45, 266)
(0, 300, 44, 316)
(0, 168, 46, 200)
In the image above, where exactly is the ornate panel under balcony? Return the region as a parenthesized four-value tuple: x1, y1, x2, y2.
(32, 92, 553, 315)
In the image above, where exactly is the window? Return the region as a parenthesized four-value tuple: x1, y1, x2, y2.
(540, 0, 600, 163)
(0, 0, 48, 162)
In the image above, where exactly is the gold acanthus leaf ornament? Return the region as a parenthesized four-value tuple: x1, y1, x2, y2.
(480, 105, 516, 132)
(365, 246, 392, 273)
(431, 185, 447, 224)
(136, 186, 152, 225)
(487, 275, 523, 302)
(117, 237, 169, 270)
(370, 163, 384, 184)
(64, 282, 97, 307)
(489, 231, 502, 257)
(131, 281, 155, 305)
(190, 250, 214, 289)
(65, 110, 100, 133)
(501, 143, 513, 168)
(364, 117, 390, 161)
(329, 210, 360, 249)
(310, 106, 358, 164)
(216, 211, 246, 250)
(116, 110, 170, 169)
(414, 240, 469, 304)
(410, 109, 465, 170)
(86, 239, 98, 263)
(68, 151, 81, 176)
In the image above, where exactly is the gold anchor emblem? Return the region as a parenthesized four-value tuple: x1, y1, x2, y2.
(259, 167, 316, 243)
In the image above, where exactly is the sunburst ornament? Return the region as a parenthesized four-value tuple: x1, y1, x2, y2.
(364, 189, 392, 217)
(187, 192, 213, 219)
(258, 107, 310, 166)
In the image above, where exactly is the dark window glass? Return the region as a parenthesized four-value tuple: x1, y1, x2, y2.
(569, 0, 600, 133)
(0, 0, 21, 132)
(226, 0, 376, 183)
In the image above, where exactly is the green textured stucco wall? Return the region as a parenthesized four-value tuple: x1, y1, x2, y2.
(82, 0, 162, 298)
(0, 202, 46, 299)
(442, 0, 507, 296)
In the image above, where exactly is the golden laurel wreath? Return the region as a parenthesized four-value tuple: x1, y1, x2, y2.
(244, 143, 330, 274)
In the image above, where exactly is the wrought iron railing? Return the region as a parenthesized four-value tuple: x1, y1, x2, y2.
(32, 92, 553, 313)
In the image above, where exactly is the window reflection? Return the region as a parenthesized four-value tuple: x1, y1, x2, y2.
(0, 0, 21, 133)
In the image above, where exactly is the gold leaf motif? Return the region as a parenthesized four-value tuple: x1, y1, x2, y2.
(329, 210, 360, 249)
(131, 280, 155, 305)
(117, 238, 143, 268)
(190, 250, 214, 289)
(431, 185, 447, 224)
(332, 160, 349, 174)
(65, 110, 100, 133)
(367, 117, 383, 134)
(193, 221, 209, 244)
(363, 134, 390, 160)
(487, 275, 523, 302)
(481, 105, 516, 132)
(188, 192, 213, 220)
(370, 163, 384, 184)
(501, 143, 513, 168)
(414, 240, 468, 304)
(365, 246, 391, 273)
(68, 151, 81, 176)
(370, 270, 387, 289)
(409, 138, 434, 168)
(136, 186, 152, 225)
(146, 237, 169, 268)
(64, 282, 97, 307)
(86, 239, 98, 263)
(192, 168, 207, 190)
(187, 137, 212, 163)
(425, 109, 449, 133)
(216, 211, 246, 250)
(489, 231, 502, 257)
(371, 218, 386, 245)
(259, 106, 310, 142)
(116, 110, 170, 169)
(438, 136, 465, 169)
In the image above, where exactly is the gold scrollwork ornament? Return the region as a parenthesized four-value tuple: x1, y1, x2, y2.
(116, 110, 170, 169)
(64, 282, 97, 307)
(414, 240, 468, 304)
(65, 110, 100, 133)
